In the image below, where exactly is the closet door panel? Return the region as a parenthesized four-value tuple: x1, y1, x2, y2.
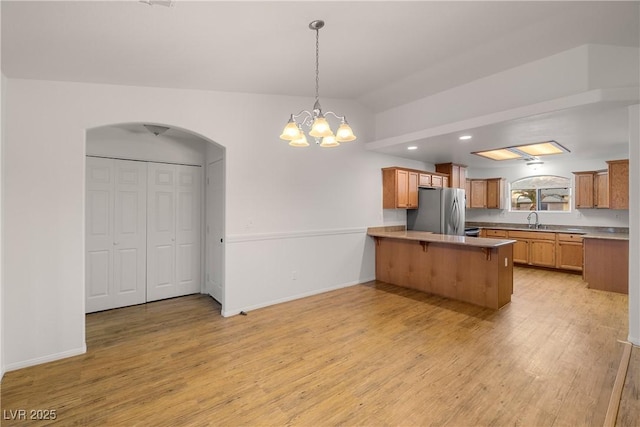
(86, 157, 115, 313)
(112, 160, 147, 308)
(87, 250, 111, 299)
(176, 166, 202, 295)
(147, 164, 179, 301)
(86, 158, 148, 313)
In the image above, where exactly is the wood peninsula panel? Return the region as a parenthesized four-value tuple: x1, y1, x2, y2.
(374, 237, 513, 309)
(583, 238, 629, 294)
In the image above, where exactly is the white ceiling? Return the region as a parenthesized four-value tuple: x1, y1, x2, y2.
(2, 1, 639, 168)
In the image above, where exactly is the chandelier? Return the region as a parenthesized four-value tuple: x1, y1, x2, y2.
(279, 20, 357, 148)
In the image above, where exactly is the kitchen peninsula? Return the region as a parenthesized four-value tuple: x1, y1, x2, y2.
(368, 227, 515, 309)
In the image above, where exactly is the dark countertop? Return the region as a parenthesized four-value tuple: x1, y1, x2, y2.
(466, 222, 629, 241)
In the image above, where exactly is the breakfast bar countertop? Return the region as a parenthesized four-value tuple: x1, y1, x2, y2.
(366, 228, 516, 248)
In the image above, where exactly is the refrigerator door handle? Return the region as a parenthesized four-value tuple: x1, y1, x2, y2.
(451, 195, 460, 234)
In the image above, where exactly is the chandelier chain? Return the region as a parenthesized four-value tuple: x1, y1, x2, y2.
(315, 27, 320, 103)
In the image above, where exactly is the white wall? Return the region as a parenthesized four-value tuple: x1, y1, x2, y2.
(1, 0, 5, 380)
(588, 45, 640, 90)
(466, 157, 630, 228)
(0, 69, 4, 379)
(87, 125, 207, 166)
(3, 78, 427, 370)
(629, 104, 639, 345)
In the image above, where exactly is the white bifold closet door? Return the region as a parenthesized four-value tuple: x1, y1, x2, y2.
(86, 158, 148, 313)
(147, 163, 202, 302)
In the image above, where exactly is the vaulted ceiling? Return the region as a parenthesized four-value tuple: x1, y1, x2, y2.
(2, 1, 639, 167)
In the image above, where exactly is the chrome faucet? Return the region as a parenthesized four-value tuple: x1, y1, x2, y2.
(527, 212, 539, 229)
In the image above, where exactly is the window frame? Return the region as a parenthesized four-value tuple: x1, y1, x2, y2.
(509, 175, 572, 213)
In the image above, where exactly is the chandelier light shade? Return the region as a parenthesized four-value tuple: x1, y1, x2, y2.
(280, 118, 302, 140)
(280, 20, 357, 148)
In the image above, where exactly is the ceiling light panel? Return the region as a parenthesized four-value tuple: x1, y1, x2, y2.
(472, 149, 523, 161)
(515, 140, 568, 156)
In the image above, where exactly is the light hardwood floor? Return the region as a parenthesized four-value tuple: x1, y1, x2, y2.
(1, 267, 637, 426)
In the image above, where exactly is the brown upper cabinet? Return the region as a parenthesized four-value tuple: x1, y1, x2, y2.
(423, 171, 448, 188)
(467, 178, 505, 209)
(573, 171, 596, 208)
(418, 173, 431, 187)
(594, 171, 609, 209)
(382, 167, 450, 209)
(382, 167, 419, 209)
(573, 159, 628, 210)
(607, 159, 629, 209)
(435, 163, 467, 189)
(469, 180, 487, 208)
(486, 178, 505, 209)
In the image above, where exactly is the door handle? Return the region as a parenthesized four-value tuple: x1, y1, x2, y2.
(113, 241, 119, 245)
(451, 197, 460, 234)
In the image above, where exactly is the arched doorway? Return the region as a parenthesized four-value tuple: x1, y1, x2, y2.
(84, 122, 225, 314)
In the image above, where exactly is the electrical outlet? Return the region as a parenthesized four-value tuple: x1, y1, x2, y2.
(291, 270, 297, 280)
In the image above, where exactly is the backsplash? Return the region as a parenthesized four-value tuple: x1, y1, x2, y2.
(466, 221, 628, 234)
(465, 207, 629, 229)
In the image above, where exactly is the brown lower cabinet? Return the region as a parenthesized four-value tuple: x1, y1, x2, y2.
(556, 234, 584, 271)
(481, 228, 628, 293)
(482, 228, 582, 271)
(505, 230, 556, 268)
(512, 239, 529, 264)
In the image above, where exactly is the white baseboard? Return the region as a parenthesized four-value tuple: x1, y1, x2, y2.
(5, 345, 87, 373)
(221, 277, 374, 317)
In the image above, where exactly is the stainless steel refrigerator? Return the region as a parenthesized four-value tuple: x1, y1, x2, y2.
(407, 188, 466, 235)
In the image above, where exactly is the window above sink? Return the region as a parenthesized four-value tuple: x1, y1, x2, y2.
(510, 175, 571, 212)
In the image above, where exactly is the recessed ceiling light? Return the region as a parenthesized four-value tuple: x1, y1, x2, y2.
(407, 146, 418, 150)
(459, 135, 472, 140)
